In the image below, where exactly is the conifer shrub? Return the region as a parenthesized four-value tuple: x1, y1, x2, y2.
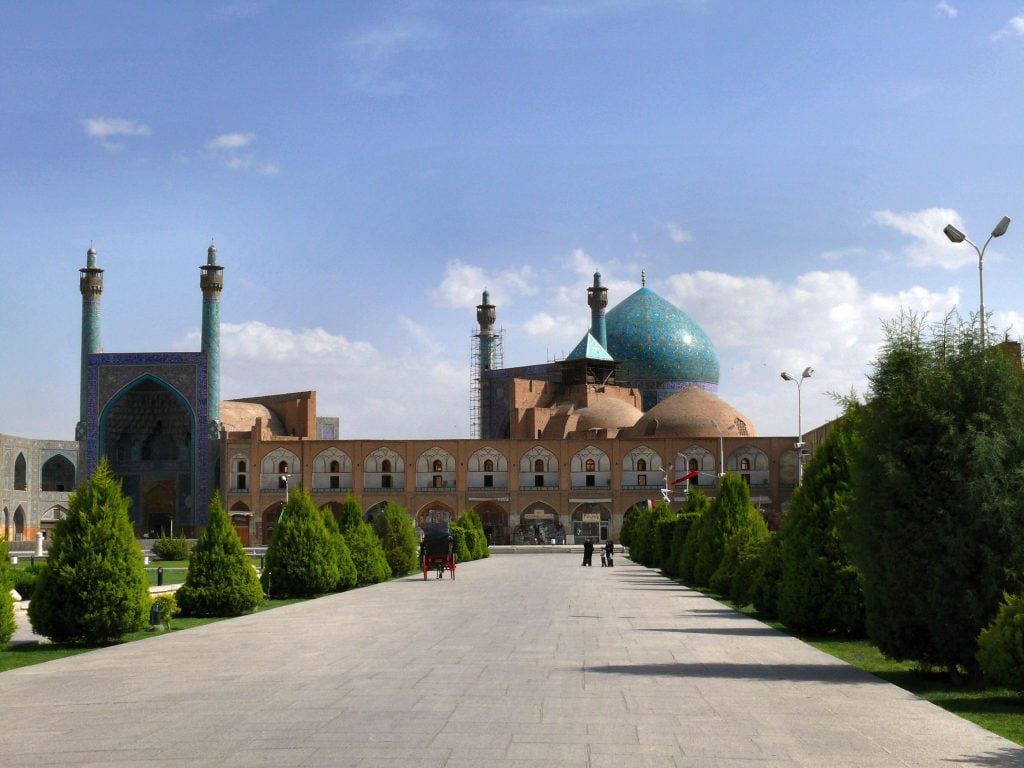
(978, 593, 1024, 690)
(693, 473, 750, 587)
(677, 490, 710, 584)
(373, 503, 420, 577)
(322, 508, 357, 591)
(152, 534, 191, 561)
(28, 458, 150, 644)
(150, 593, 177, 630)
(176, 496, 264, 616)
(260, 490, 338, 598)
(0, 539, 15, 648)
(654, 517, 676, 573)
(751, 531, 783, 619)
(335, 495, 390, 587)
(460, 509, 490, 558)
(712, 509, 769, 605)
(451, 525, 472, 564)
(454, 518, 480, 561)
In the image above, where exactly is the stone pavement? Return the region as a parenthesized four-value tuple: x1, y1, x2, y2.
(1, 554, 1022, 767)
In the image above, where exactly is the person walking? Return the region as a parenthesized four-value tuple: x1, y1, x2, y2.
(582, 538, 594, 566)
(604, 540, 614, 567)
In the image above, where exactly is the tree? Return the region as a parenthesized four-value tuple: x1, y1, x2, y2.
(372, 502, 419, 577)
(777, 409, 865, 636)
(260, 489, 338, 598)
(627, 502, 673, 568)
(977, 593, 1024, 690)
(321, 507, 357, 591)
(845, 312, 1024, 678)
(677, 489, 710, 584)
(693, 473, 751, 587)
(711, 506, 768, 604)
(0, 539, 15, 648)
(176, 496, 264, 616)
(335, 495, 391, 587)
(28, 458, 149, 644)
(460, 509, 490, 559)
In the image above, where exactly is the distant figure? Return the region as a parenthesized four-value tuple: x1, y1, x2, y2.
(605, 540, 614, 567)
(582, 538, 594, 567)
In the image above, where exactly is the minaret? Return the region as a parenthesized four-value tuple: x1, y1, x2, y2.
(77, 245, 103, 439)
(587, 271, 608, 349)
(200, 243, 224, 431)
(476, 289, 496, 371)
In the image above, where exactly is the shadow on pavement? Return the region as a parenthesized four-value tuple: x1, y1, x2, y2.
(585, 661, 886, 684)
(639, 626, 783, 637)
(946, 747, 1024, 766)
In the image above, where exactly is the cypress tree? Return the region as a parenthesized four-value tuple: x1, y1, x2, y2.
(460, 509, 490, 558)
(28, 458, 149, 644)
(693, 473, 750, 587)
(176, 496, 263, 616)
(678, 489, 710, 584)
(372, 502, 419, 577)
(335, 495, 390, 586)
(778, 409, 864, 636)
(322, 507, 357, 591)
(260, 489, 338, 598)
(845, 312, 1024, 678)
(0, 539, 15, 648)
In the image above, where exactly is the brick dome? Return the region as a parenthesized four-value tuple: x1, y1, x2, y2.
(623, 386, 756, 439)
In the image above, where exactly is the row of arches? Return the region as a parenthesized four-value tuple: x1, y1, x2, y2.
(2, 504, 67, 542)
(8, 452, 77, 493)
(230, 443, 782, 494)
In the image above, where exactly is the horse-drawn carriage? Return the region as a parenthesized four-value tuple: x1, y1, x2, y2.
(420, 522, 456, 580)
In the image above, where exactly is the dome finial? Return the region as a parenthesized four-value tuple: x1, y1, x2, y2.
(641, 270, 646, 287)
(207, 240, 217, 265)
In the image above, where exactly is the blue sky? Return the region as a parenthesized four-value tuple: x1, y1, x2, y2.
(5, 1, 1024, 440)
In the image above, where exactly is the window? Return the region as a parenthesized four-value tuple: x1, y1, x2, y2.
(483, 475, 493, 488)
(534, 459, 544, 473)
(689, 458, 699, 486)
(382, 474, 392, 489)
(14, 453, 26, 491)
(237, 460, 247, 473)
(585, 458, 596, 472)
(433, 475, 443, 488)
(278, 460, 288, 474)
(330, 460, 340, 473)
(535, 475, 544, 487)
(330, 476, 340, 489)
(740, 458, 751, 471)
(483, 459, 494, 472)
(637, 473, 647, 486)
(585, 475, 595, 487)
(432, 459, 443, 473)
(278, 475, 287, 489)
(382, 459, 392, 473)
(238, 474, 247, 490)
(637, 458, 647, 471)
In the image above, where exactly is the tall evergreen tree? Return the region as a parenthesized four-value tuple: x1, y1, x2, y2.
(335, 495, 390, 586)
(0, 539, 15, 648)
(260, 489, 338, 598)
(322, 507, 357, 591)
(693, 473, 751, 587)
(678, 489, 710, 584)
(460, 509, 490, 558)
(778, 408, 864, 636)
(28, 458, 149, 644)
(372, 502, 419, 577)
(176, 496, 264, 616)
(845, 311, 1024, 678)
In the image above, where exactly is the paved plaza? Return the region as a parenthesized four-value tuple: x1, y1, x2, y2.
(2, 553, 1023, 767)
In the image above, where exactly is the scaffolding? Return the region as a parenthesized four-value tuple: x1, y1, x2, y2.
(470, 327, 504, 439)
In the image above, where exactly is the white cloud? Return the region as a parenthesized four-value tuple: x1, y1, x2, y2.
(820, 247, 867, 263)
(993, 13, 1024, 40)
(341, 18, 445, 95)
(202, 321, 468, 438)
(204, 132, 279, 175)
(871, 207, 977, 269)
(935, 2, 957, 19)
(665, 223, 694, 244)
(430, 259, 537, 309)
(80, 117, 151, 151)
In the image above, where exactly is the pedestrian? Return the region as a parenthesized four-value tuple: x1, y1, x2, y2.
(604, 540, 614, 567)
(582, 538, 594, 566)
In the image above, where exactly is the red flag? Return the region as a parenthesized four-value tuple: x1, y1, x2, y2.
(672, 470, 698, 485)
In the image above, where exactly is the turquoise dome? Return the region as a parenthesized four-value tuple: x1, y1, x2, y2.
(604, 287, 719, 409)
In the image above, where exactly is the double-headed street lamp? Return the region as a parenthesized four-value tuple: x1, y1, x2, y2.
(710, 418, 736, 477)
(781, 367, 813, 486)
(943, 215, 1010, 347)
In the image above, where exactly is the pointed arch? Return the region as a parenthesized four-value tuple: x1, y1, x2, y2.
(415, 447, 456, 490)
(13, 452, 27, 490)
(623, 446, 662, 489)
(571, 445, 611, 489)
(520, 446, 558, 490)
(364, 447, 404, 490)
(468, 446, 509, 490)
(313, 447, 353, 491)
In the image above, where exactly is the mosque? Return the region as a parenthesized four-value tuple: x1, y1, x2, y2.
(1, 248, 806, 546)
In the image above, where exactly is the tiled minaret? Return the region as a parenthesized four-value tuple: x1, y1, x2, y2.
(77, 246, 103, 440)
(476, 289, 496, 372)
(587, 271, 608, 349)
(200, 243, 224, 433)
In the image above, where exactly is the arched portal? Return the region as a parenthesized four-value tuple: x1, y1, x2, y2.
(14, 453, 27, 490)
(101, 376, 195, 534)
(415, 502, 456, 532)
(40, 505, 67, 537)
(230, 501, 252, 546)
(41, 454, 76, 492)
(470, 501, 509, 545)
(262, 503, 283, 545)
(13, 506, 26, 542)
(571, 502, 611, 542)
(516, 502, 562, 544)
(364, 501, 389, 525)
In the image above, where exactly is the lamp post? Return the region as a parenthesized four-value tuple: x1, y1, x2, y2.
(710, 418, 735, 477)
(781, 367, 813, 486)
(279, 474, 289, 521)
(943, 215, 1010, 347)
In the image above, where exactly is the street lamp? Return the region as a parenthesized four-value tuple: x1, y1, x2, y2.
(943, 215, 1010, 347)
(710, 418, 736, 477)
(279, 474, 289, 521)
(781, 367, 814, 485)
